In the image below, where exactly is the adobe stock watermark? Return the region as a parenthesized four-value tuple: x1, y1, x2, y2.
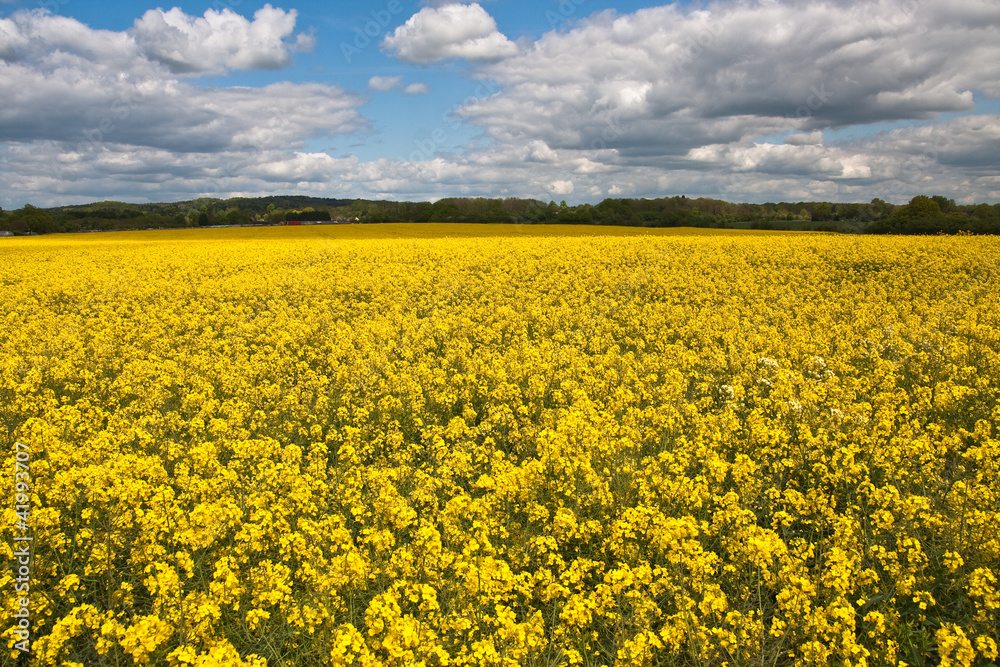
(210, 0, 245, 11)
(401, 79, 501, 163)
(580, 112, 625, 162)
(341, 0, 405, 63)
(671, 3, 746, 75)
(10, 441, 33, 655)
(76, 88, 145, 154)
(210, 99, 297, 191)
(850, 0, 920, 38)
(876, 135, 949, 203)
(795, 83, 833, 120)
(546, 0, 587, 30)
(75, 61, 161, 154)
(37, 0, 70, 13)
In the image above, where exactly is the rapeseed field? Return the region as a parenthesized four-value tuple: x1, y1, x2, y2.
(1, 225, 998, 666)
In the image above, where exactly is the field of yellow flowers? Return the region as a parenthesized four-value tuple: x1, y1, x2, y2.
(2, 224, 999, 666)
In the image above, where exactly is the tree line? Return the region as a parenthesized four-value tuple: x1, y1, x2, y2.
(2, 194, 998, 236)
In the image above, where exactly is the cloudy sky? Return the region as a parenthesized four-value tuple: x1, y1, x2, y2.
(1, 0, 998, 208)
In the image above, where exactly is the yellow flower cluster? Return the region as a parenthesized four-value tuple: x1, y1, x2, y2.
(1, 225, 998, 665)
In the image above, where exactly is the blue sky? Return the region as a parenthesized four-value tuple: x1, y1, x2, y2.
(1, 0, 999, 207)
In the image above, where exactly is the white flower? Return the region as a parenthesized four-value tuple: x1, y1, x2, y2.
(757, 357, 779, 370)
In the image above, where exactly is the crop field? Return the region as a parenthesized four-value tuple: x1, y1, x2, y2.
(1, 225, 999, 666)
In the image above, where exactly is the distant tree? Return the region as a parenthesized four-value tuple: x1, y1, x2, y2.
(15, 205, 57, 234)
(971, 203, 994, 219)
(869, 195, 945, 234)
(812, 203, 833, 221)
(264, 206, 285, 224)
(219, 208, 254, 226)
(868, 198, 893, 220)
(838, 203, 860, 221)
(11, 194, 997, 237)
(199, 203, 220, 226)
(353, 202, 386, 223)
(931, 195, 955, 213)
(896, 196, 943, 225)
(291, 209, 331, 222)
(429, 200, 463, 222)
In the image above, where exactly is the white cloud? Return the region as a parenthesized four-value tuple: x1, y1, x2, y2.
(405, 83, 430, 95)
(382, 3, 517, 64)
(369, 75, 403, 91)
(5, 114, 1000, 209)
(785, 131, 824, 146)
(863, 114, 1000, 171)
(0, 16, 28, 59)
(0, 10, 363, 154)
(460, 0, 1000, 158)
(549, 180, 574, 195)
(526, 140, 558, 163)
(2, 1, 1000, 208)
(687, 142, 874, 180)
(131, 4, 313, 75)
(0, 69, 365, 153)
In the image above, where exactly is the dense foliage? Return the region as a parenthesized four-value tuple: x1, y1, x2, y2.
(2, 195, 998, 236)
(2, 226, 998, 666)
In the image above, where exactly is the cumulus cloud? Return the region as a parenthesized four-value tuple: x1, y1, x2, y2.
(2, 0, 1000, 208)
(369, 75, 403, 91)
(862, 114, 1000, 171)
(0, 8, 369, 207)
(0, 9, 363, 153)
(131, 4, 313, 75)
(405, 83, 430, 95)
(460, 0, 1000, 159)
(687, 142, 873, 180)
(549, 179, 574, 195)
(526, 140, 559, 163)
(785, 131, 824, 146)
(0, 69, 365, 154)
(5, 114, 1000, 208)
(0, 16, 28, 59)
(1, 11, 139, 73)
(382, 3, 517, 64)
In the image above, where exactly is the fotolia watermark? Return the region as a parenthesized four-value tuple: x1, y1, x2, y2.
(341, 0, 405, 63)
